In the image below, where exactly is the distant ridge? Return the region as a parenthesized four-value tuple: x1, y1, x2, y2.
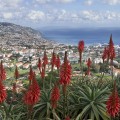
(0, 22, 54, 48)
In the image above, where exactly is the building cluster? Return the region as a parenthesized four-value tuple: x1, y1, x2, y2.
(0, 43, 120, 78)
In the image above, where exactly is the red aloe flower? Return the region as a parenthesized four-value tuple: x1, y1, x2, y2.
(55, 55, 61, 70)
(37, 58, 42, 70)
(109, 34, 114, 50)
(78, 40, 84, 53)
(109, 35, 115, 60)
(23, 72, 40, 105)
(78, 40, 84, 63)
(42, 51, 48, 69)
(40, 67, 45, 80)
(59, 51, 72, 85)
(85, 58, 92, 76)
(107, 35, 115, 61)
(14, 66, 19, 79)
(28, 66, 34, 83)
(12, 83, 17, 93)
(85, 69, 90, 76)
(86, 58, 92, 69)
(0, 61, 6, 81)
(12, 82, 17, 101)
(110, 47, 116, 61)
(106, 80, 120, 117)
(102, 47, 108, 63)
(65, 116, 70, 120)
(50, 85, 60, 109)
(0, 82, 7, 103)
(51, 51, 56, 71)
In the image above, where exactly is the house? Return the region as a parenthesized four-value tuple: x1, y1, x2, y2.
(69, 57, 79, 64)
(109, 66, 120, 77)
(31, 60, 37, 67)
(8, 63, 14, 68)
(22, 63, 30, 69)
(94, 58, 103, 64)
(18, 57, 23, 62)
(16, 62, 23, 67)
(112, 60, 119, 67)
(0, 55, 3, 59)
(7, 53, 12, 58)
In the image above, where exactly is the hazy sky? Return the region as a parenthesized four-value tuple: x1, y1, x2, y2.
(0, 0, 120, 28)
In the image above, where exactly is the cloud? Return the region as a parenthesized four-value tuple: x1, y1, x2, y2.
(49, 9, 79, 22)
(0, 0, 23, 8)
(55, 0, 75, 3)
(0, 0, 120, 27)
(84, 0, 93, 6)
(35, 0, 75, 4)
(35, 0, 51, 4)
(0, 11, 26, 21)
(27, 10, 45, 21)
(103, 0, 120, 5)
(2, 12, 13, 19)
(104, 11, 120, 20)
(25, 9, 120, 25)
(79, 10, 120, 22)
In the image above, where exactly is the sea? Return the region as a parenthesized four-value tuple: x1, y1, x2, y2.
(40, 27, 120, 46)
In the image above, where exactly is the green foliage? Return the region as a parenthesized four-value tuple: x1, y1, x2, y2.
(33, 90, 51, 119)
(1, 47, 119, 120)
(0, 95, 27, 120)
(91, 63, 100, 73)
(75, 85, 110, 120)
(0, 69, 116, 120)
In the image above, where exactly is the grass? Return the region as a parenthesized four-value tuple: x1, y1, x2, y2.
(6, 67, 29, 87)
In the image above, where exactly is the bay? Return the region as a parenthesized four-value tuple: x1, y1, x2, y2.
(40, 27, 120, 45)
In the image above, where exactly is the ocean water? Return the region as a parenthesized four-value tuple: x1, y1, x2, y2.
(40, 27, 120, 45)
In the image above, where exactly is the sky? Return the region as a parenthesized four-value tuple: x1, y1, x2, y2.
(0, 0, 120, 28)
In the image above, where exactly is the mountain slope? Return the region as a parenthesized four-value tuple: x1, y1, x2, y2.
(0, 22, 54, 47)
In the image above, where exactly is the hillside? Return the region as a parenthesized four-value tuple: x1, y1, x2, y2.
(0, 22, 54, 47)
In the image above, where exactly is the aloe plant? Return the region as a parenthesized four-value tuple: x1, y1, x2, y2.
(33, 88, 63, 120)
(33, 90, 52, 119)
(74, 85, 110, 120)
